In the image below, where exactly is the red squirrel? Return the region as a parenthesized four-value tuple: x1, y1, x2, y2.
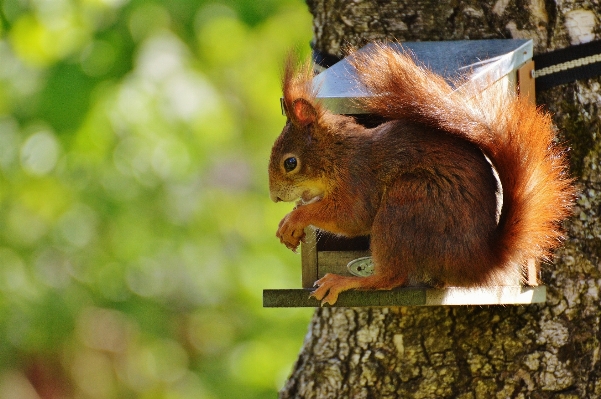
(268, 43, 575, 305)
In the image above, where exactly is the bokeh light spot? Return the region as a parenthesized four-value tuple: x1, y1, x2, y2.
(20, 129, 60, 176)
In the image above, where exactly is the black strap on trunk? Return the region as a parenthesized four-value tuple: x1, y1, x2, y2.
(533, 39, 601, 91)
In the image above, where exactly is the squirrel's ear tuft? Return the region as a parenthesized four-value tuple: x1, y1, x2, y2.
(282, 53, 320, 127)
(290, 98, 317, 127)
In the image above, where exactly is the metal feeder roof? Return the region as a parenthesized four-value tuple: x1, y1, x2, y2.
(312, 39, 533, 114)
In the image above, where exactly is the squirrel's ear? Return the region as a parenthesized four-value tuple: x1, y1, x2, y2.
(290, 98, 317, 127)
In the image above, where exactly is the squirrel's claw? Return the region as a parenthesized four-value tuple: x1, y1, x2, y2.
(311, 274, 374, 306)
(283, 240, 300, 253)
(277, 231, 302, 252)
(310, 274, 344, 306)
(276, 212, 306, 252)
(309, 289, 334, 306)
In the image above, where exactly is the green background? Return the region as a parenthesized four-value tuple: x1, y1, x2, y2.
(0, 0, 314, 397)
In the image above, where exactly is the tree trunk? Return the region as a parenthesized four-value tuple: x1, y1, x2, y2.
(280, 1, 601, 398)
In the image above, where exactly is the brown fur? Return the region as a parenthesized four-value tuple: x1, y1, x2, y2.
(269, 43, 576, 305)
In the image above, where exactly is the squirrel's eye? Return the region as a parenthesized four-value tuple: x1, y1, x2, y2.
(283, 157, 297, 172)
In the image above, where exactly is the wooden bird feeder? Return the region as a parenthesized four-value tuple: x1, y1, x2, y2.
(264, 39, 547, 307)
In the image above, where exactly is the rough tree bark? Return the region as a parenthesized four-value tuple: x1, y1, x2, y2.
(280, 1, 601, 398)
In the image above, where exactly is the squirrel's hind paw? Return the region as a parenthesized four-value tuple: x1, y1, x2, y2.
(310, 273, 365, 306)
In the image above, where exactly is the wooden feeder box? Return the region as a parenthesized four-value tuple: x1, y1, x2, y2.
(263, 39, 547, 307)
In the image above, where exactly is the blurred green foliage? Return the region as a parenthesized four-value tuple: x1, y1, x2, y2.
(0, 0, 314, 397)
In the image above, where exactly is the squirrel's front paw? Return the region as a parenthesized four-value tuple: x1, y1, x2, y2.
(276, 213, 306, 252)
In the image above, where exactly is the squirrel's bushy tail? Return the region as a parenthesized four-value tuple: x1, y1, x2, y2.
(351, 43, 575, 274)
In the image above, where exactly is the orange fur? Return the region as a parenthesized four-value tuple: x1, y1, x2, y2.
(281, 53, 323, 122)
(270, 43, 576, 305)
(350, 43, 575, 271)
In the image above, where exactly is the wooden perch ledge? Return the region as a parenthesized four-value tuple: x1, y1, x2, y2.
(263, 285, 546, 307)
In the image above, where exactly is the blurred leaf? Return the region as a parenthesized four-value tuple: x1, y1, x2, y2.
(0, 1, 314, 398)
